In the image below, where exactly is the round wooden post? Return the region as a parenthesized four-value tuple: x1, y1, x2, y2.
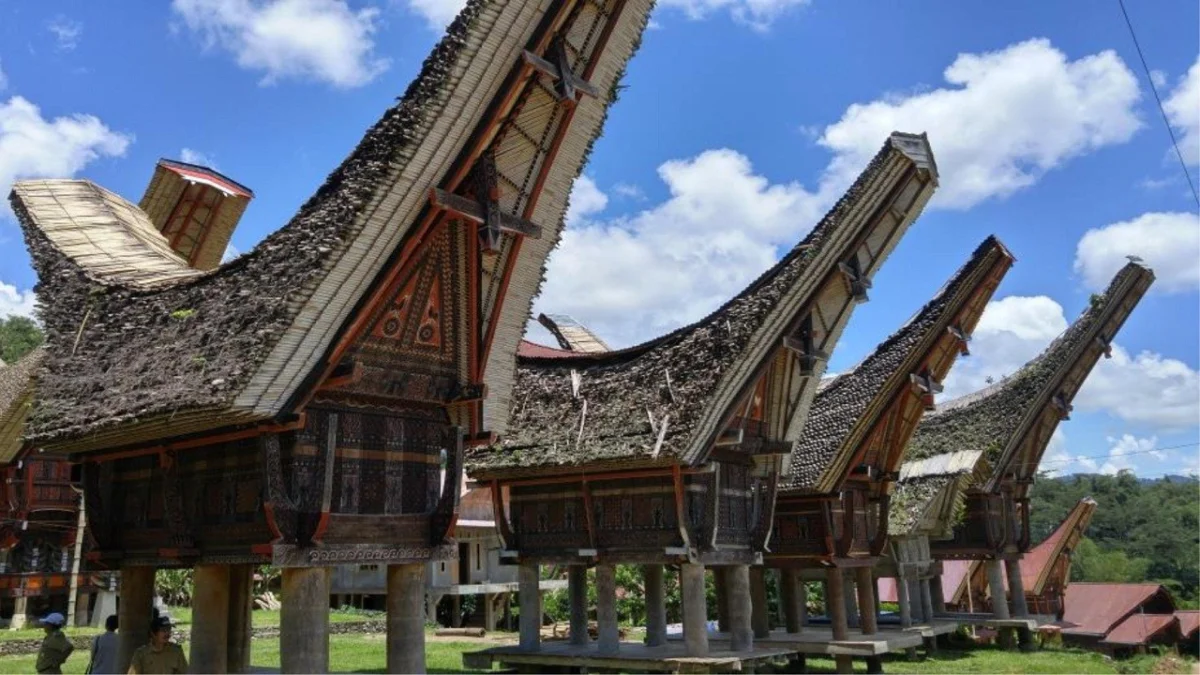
(930, 572, 947, 614)
(781, 569, 804, 634)
(896, 574, 913, 628)
(855, 567, 878, 636)
(843, 570, 860, 628)
(227, 564, 254, 674)
(388, 563, 426, 674)
(596, 564, 620, 654)
(117, 565, 155, 674)
(280, 567, 331, 673)
(986, 560, 1010, 619)
(825, 567, 852, 673)
(191, 564, 232, 673)
(681, 563, 709, 656)
(907, 577, 925, 622)
(644, 564, 667, 647)
(518, 563, 541, 650)
(727, 565, 754, 651)
(1005, 559, 1029, 618)
(568, 565, 589, 646)
(750, 566, 770, 639)
(919, 578, 935, 625)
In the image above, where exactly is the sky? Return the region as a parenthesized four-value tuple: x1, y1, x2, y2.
(0, 0, 1197, 479)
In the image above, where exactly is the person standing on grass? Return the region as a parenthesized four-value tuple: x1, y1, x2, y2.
(86, 614, 119, 674)
(127, 616, 187, 674)
(35, 612, 74, 674)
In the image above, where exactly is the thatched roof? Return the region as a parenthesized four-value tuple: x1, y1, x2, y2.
(0, 348, 44, 465)
(468, 133, 939, 477)
(906, 262, 1154, 490)
(138, 159, 255, 271)
(12, 0, 654, 452)
(888, 449, 986, 536)
(783, 236, 1012, 493)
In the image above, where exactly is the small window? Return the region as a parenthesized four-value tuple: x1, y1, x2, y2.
(440, 562, 446, 572)
(359, 564, 379, 572)
(475, 543, 482, 570)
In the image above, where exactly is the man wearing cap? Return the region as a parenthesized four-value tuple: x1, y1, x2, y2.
(36, 612, 74, 674)
(128, 616, 187, 674)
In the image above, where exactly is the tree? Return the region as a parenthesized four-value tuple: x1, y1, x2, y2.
(0, 316, 42, 364)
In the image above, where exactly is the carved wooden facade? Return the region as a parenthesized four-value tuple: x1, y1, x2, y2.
(0, 458, 90, 599)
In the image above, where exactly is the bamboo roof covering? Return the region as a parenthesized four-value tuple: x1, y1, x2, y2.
(12, 0, 656, 452)
(0, 348, 44, 466)
(139, 159, 254, 271)
(537, 313, 610, 353)
(11, 181, 201, 288)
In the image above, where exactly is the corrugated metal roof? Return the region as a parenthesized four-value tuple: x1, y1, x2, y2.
(1062, 583, 1169, 635)
(1102, 613, 1178, 645)
(877, 558, 974, 604)
(1176, 611, 1200, 638)
(1018, 497, 1096, 594)
(517, 340, 576, 359)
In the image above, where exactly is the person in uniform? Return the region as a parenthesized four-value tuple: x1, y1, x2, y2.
(127, 616, 187, 674)
(35, 612, 74, 674)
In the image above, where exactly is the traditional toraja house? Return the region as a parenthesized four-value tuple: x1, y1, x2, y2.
(900, 262, 1154, 646)
(10, 0, 656, 668)
(464, 132, 940, 672)
(763, 236, 1012, 671)
(0, 348, 95, 629)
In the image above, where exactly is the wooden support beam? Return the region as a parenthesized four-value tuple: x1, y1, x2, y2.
(948, 324, 971, 356)
(429, 188, 543, 240)
(1051, 392, 1073, 420)
(522, 41, 600, 102)
(782, 316, 829, 376)
(838, 257, 872, 303)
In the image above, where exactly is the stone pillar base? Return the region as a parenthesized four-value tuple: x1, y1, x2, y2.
(388, 563, 426, 674)
(280, 567, 331, 674)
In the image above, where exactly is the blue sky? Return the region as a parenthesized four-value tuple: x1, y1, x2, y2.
(0, 0, 1197, 478)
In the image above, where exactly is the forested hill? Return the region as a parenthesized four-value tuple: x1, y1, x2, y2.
(1029, 472, 1200, 605)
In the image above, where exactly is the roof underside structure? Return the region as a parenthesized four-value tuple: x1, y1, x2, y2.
(468, 132, 940, 477)
(889, 449, 987, 537)
(1019, 496, 1097, 595)
(783, 236, 1013, 494)
(905, 262, 1155, 493)
(12, 0, 656, 453)
(0, 348, 44, 465)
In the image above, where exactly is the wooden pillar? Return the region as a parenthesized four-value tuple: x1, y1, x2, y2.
(568, 565, 589, 646)
(644, 564, 667, 647)
(191, 564, 231, 673)
(451, 595, 462, 628)
(727, 565, 753, 652)
(907, 578, 925, 622)
(1006, 559, 1029, 618)
(518, 563, 541, 650)
(73, 593, 92, 628)
(681, 563, 709, 657)
(930, 572, 946, 614)
(280, 567, 331, 674)
(227, 564, 253, 674)
(117, 565, 155, 674)
(825, 568, 852, 673)
(781, 569, 806, 634)
(919, 578, 935, 626)
(483, 593, 498, 633)
(596, 564, 620, 654)
(713, 566, 730, 632)
(855, 567, 878, 636)
(9, 596, 27, 630)
(986, 560, 1010, 620)
(896, 575, 913, 629)
(843, 570, 860, 628)
(387, 563, 426, 674)
(749, 567, 770, 639)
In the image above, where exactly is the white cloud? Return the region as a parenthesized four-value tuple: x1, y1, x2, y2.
(564, 175, 607, 228)
(403, 0, 467, 28)
(612, 182, 645, 201)
(171, 0, 389, 88)
(1074, 211, 1200, 293)
(1078, 345, 1200, 429)
(180, 147, 217, 169)
(0, 282, 36, 319)
(1099, 433, 1158, 475)
(1040, 428, 1071, 477)
(47, 16, 83, 52)
(819, 39, 1142, 209)
(941, 295, 1068, 400)
(1163, 57, 1200, 166)
(0, 96, 132, 220)
(656, 0, 808, 30)
(1150, 69, 1167, 90)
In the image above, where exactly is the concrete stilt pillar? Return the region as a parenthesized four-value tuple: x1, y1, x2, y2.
(713, 566, 730, 632)
(426, 592, 443, 625)
(907, 578, 925, 622)
(681, 563, 709, 657)
(191, 564, 232, 674)
(9, 596, 27, 630)
(73, 592, 92, 628)
(518, 563, 541, 651)
(1006, 559, 1030, 618)
(596, 564, 620, 654)
(117, 565, 155, 674)
(986, 560, 1010, 620)
(727, 565, 753, 652)
(781, 569, 805, 634)
(280, 567, 331, 674)
(568, 566, 589, 646)
(855, 567, 878, 636)
(896, 575, 913, 629)
(227, 564, 253, 674)
(920, 578, 935, 623)
(451, 595, 462, 628)
(749, 567, 770, 639)
(483, 593, 498, 633)
(644, 564, 667, 647)
(843, 570, 860, 628)
(387, 563, 426, 674)
(825, 568, 852, 674)
(930, 573, 947, 614)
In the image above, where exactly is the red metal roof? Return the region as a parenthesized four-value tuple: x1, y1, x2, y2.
(517, 339, 576, 358)
(1062, 583, 1170, 635)
(1102, 613, 1178, 645)
(159, 159, 254, 198)
(877, 559, 973, 605)
(1176, 611, 1200, 638)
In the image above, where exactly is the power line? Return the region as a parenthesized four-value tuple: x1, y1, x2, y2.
(1116, 0, 1200, 207)
(1038, 440, 1200, 466)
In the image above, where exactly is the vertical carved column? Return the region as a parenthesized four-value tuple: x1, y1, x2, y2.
(280, 567, 331, 673)
(749, 566, 770, 639)
(596, 564, 619, 654)
(117, 566, 155, 673)
(518, 563, 541, 650)
(727, 565, 753, 652)
(388, 563, 427, 674)
(643, 564, 667, 647)
(568, 565, 589, 646)
(191, 564, 231, 673)
(681, 563, 709, 657)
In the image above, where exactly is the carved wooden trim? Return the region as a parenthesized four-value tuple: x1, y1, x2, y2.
(261, 433, 297, 545)
(159, 450, 195, 551)
(491, 480, 514, 549)
(429, 427, 464, 545)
